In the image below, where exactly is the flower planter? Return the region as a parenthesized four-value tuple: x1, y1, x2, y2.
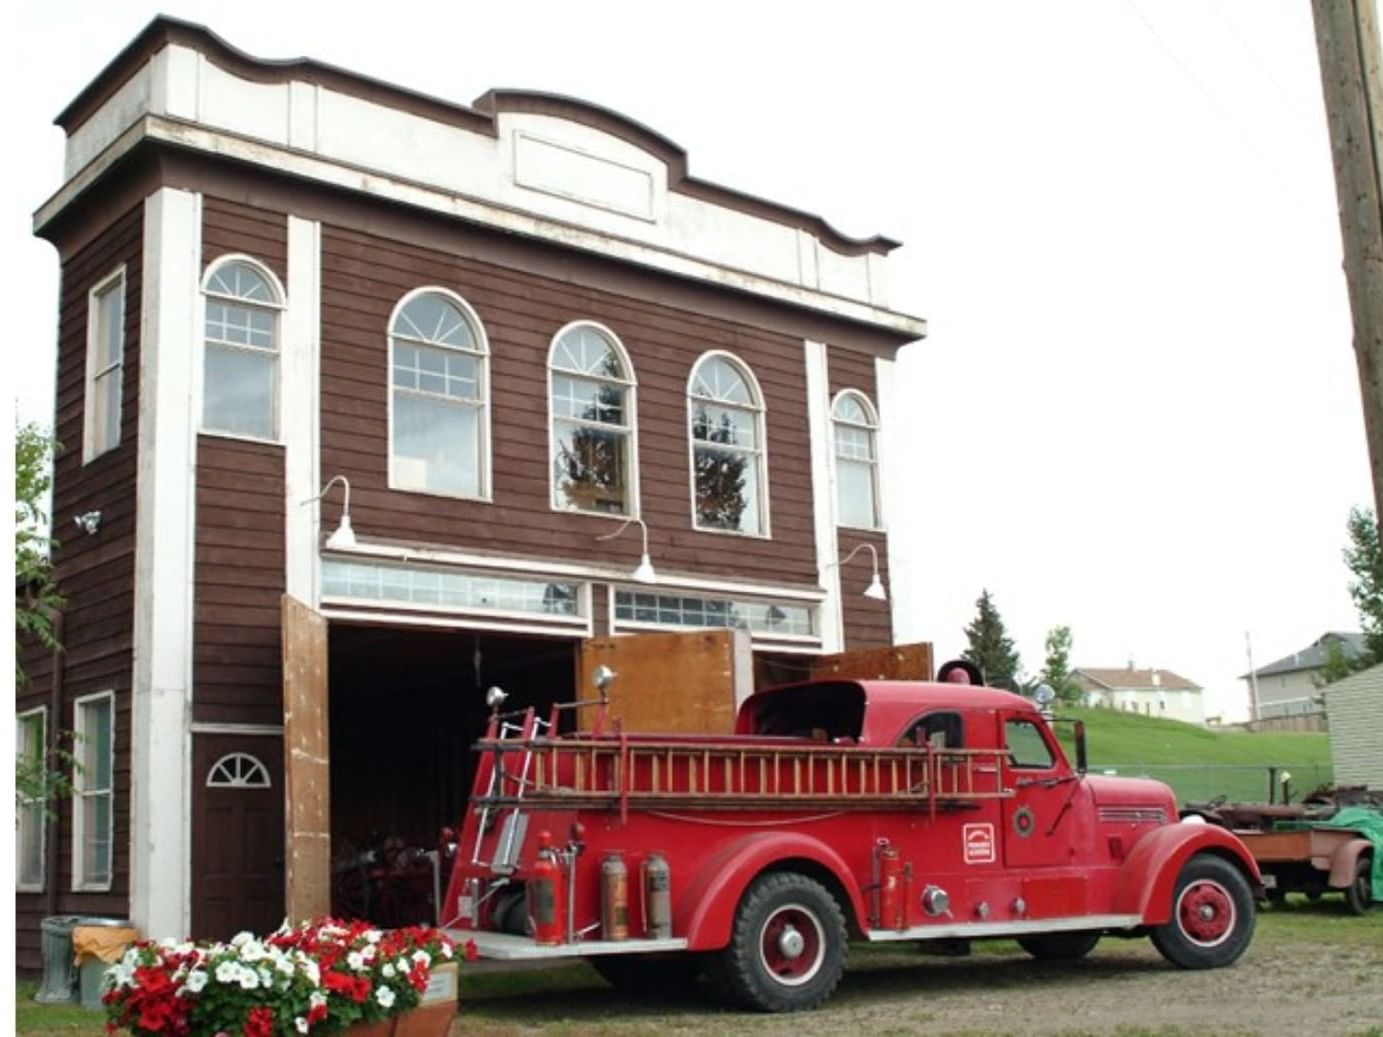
(346, 1001, 456, 1037)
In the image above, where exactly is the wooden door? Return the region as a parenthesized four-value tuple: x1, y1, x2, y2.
(577, 629, 753, 734)
(811, 641, 933, 681)
(282, 595, 330, 924)
(191, 735, 284, 940)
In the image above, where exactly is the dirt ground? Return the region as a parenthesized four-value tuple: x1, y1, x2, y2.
(454, 907, 1383, 1037)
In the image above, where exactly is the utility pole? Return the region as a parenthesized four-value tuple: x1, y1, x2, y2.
(1313, 0, 1383, 530)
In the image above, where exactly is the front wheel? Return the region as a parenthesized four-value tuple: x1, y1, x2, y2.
(705, 872, 846, 1012)
(1150, 854, 1256, 969)
(1344, 855, 1373, 916)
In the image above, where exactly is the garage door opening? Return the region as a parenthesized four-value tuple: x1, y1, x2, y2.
(326, 623, 576, 926)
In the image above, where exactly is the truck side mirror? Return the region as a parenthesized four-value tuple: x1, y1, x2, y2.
(1074, 720, 1088, 775)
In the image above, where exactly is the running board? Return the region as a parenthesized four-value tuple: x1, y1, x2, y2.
(866, 913, 1143, 942)
(450, 930, 690, 960)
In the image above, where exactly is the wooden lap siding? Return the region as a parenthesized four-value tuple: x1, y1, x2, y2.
(828, 346, 892, 649)
(15, 203, 144, 969)
(319, 224, 818, 587)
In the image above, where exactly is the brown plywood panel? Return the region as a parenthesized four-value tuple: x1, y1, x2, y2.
(282, 595, 330, 923)
(578, 630, 751, 734)
(812, 642, 933, 682)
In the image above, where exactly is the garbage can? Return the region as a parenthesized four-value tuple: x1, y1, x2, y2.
(72, 918, 138, 1011)
(36, 916, 83, 1003)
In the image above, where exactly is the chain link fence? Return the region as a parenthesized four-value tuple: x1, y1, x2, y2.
(1089, 763, 1335, 806)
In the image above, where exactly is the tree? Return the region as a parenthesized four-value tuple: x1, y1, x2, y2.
(16, 421, 63, 686)
(1343, 505, 1383, 668)
(1040, 625, 1083, 705)
(961, 589, 1022, 692)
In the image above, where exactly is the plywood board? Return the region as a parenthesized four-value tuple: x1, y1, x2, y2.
(578, 629, 752, 734)
(811, 642, 933, 681)
(282, 595, 330, 923)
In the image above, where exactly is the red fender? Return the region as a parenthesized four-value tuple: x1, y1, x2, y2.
(676, 832, 866, 951)
(1328, 838, 1373, 888)
(1112, 823, 1261, 924)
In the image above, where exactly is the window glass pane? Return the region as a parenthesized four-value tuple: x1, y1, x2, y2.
(204, 346, 277, 438)
(552, 421, 629, 514)
(392, 392, 481, 496)
(834, 425, 873, 462)
(320, 560, 580, 618)
(694, 446, 760, 533)
(83, 794, 112, 886)
(611, 590, 813, 637)
(836, 459, 878, 528)
(691, 404, 755, 448)
(832, 394, 869, 425)
(393, 344, 479, 402)
(206, 301, 276, 351)
(551, 375, 625, 425)
(82, 699, 113, 791)
(553, 326, 623, 378)
(392, 294, 478, 351)
(207, 261, 273, 302)
(691, 356, 752, 404)
(20, 800, 44, 886)
(96, 281, 124, 368)
(1005, 719, 1055, 769)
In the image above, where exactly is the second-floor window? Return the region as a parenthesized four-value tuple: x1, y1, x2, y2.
(84, 268, 125, 462)
(73, 692, 114, 891)
(688, 352, 767, 536)
(832, 391, 880, 529)
(549, 322, 636, 516)
(390, 289, 489, 499)
(203, 257, 282, 440)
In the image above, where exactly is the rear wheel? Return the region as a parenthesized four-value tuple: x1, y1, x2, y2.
(1150, 854, 1255, 969)
(590, 953, 702, 994)
(706, 872, 846, 1012)
(1344, 855, 1373, 916)
(1017, 931, 1101, 961)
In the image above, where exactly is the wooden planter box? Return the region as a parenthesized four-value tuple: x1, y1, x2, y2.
(348, 964, 458, 1037)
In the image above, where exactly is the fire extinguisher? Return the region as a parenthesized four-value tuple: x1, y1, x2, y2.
(878, 843, 903, 929)
(528, 831, 565, 946)
(641, 853, 672, 939)
(601, 852, 629, 940)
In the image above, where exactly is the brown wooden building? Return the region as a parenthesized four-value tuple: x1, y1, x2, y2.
(16, 17, 925, 965)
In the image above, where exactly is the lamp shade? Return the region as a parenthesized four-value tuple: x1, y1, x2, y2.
(863, 572, 887, 601)
(325, 513, 357, 551)
(632, 552, 657, 584)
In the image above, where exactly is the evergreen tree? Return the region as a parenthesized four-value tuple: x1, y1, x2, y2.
(16, 421, 63, 686)
(1040, 625, 1082, 704)
(961, 589, 1022, 691)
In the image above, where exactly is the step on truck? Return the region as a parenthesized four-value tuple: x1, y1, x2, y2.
(441, 667, 1262, 1012)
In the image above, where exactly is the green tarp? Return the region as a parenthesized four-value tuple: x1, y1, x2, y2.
(1319, 806, 1383, 902)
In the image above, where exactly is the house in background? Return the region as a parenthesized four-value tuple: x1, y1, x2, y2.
(1071, 666, 1206, 725)
(1323, 662, 1383, 788)
(14, 18, 926, 966)
(1240, 631, 1364, 720)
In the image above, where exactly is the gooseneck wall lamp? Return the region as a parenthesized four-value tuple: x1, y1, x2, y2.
(834, 542, 888, 601)
(303, 475, 357, 551)
(595, 516, 657, 584)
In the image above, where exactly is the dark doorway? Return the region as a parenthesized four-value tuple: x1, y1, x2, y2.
(191, 734, 285, 940)
(326, 625, 576, 925)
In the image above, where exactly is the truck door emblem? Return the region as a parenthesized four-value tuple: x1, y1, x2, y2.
(963, 823, 996, 864)
(1014, 806, 1036, 838)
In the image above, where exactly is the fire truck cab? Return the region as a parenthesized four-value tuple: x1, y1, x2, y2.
(443, 676, 1261, 1012)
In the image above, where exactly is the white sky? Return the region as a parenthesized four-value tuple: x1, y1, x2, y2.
(6, 0, 1374, 722)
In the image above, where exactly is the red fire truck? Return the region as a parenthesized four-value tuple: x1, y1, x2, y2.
(442, 670, 1261, 1012)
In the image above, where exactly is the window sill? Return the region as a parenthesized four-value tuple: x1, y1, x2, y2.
(15, 883, 45, 895)
(81, 443, 122, 467)
(691, 523, 772, 541)
(837, 522, 886, 535)
(71, 881, 114, 894)
(387, 480, 493, 504)
(551, 501, 638, 521)
(199, 428, 283, 448)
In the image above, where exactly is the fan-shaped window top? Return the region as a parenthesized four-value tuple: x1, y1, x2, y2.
(206, 753, 272, 789)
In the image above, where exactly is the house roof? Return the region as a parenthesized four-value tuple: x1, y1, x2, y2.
(1071, 667, 1201, 692)
(1242, 632, 1365, 679)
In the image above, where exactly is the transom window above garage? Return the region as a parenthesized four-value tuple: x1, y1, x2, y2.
(322, 559, 583, 621)
(613, 589, 814, 639)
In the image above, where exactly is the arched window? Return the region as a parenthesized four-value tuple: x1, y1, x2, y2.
(202, 257, 283, 439)
(389, 289, 489, 499)
(688, 353, 767, 535)
(831, 390, 880, 529)
(206, 753, 272, 789)
(549, 322, 637, 516)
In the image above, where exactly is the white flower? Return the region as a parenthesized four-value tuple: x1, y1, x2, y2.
(241, 942, 266, 963)
(258, 967, 273, 988)
(346, 951, 365, 971)
(238, 969, 260, 991)
(231, 931, 255, 948)
(300, 959, 321, 986)
(440, 944, 453, 960)
(295, 1018, 309, 1035)
(275, 956, 295, 977)
(381, 963, 396, 979)
(159, 937, 178, 949)
(184, 971, 208, 994)
(411, 950, 431, 967)
(215, 961, 241, 984)
(365, 930, 382, 944)
(375, 986, 396, 1010)
(360, 944, 376, 962)
(309, 992, 327, 1010)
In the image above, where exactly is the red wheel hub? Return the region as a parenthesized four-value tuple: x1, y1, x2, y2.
(758, 905, 824, 986)
(1177, 879, 1235, 946)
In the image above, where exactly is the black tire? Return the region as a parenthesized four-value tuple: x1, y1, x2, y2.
(705, 872, 847, 1012)
(1344, 855, 1373, 916)
(1149, 854, 1256, 969)
(590, 952, 702, 994)
(1016, 931, 1101, 961)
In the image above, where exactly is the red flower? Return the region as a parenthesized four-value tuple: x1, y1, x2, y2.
(464, 939, 479, 962)
(244, 1006, 275, 1037)
(407, 961, 429, 993)
(307, 1001, 328, 1025)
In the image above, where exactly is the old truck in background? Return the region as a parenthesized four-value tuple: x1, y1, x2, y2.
(441, 671, 1262, 1011)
